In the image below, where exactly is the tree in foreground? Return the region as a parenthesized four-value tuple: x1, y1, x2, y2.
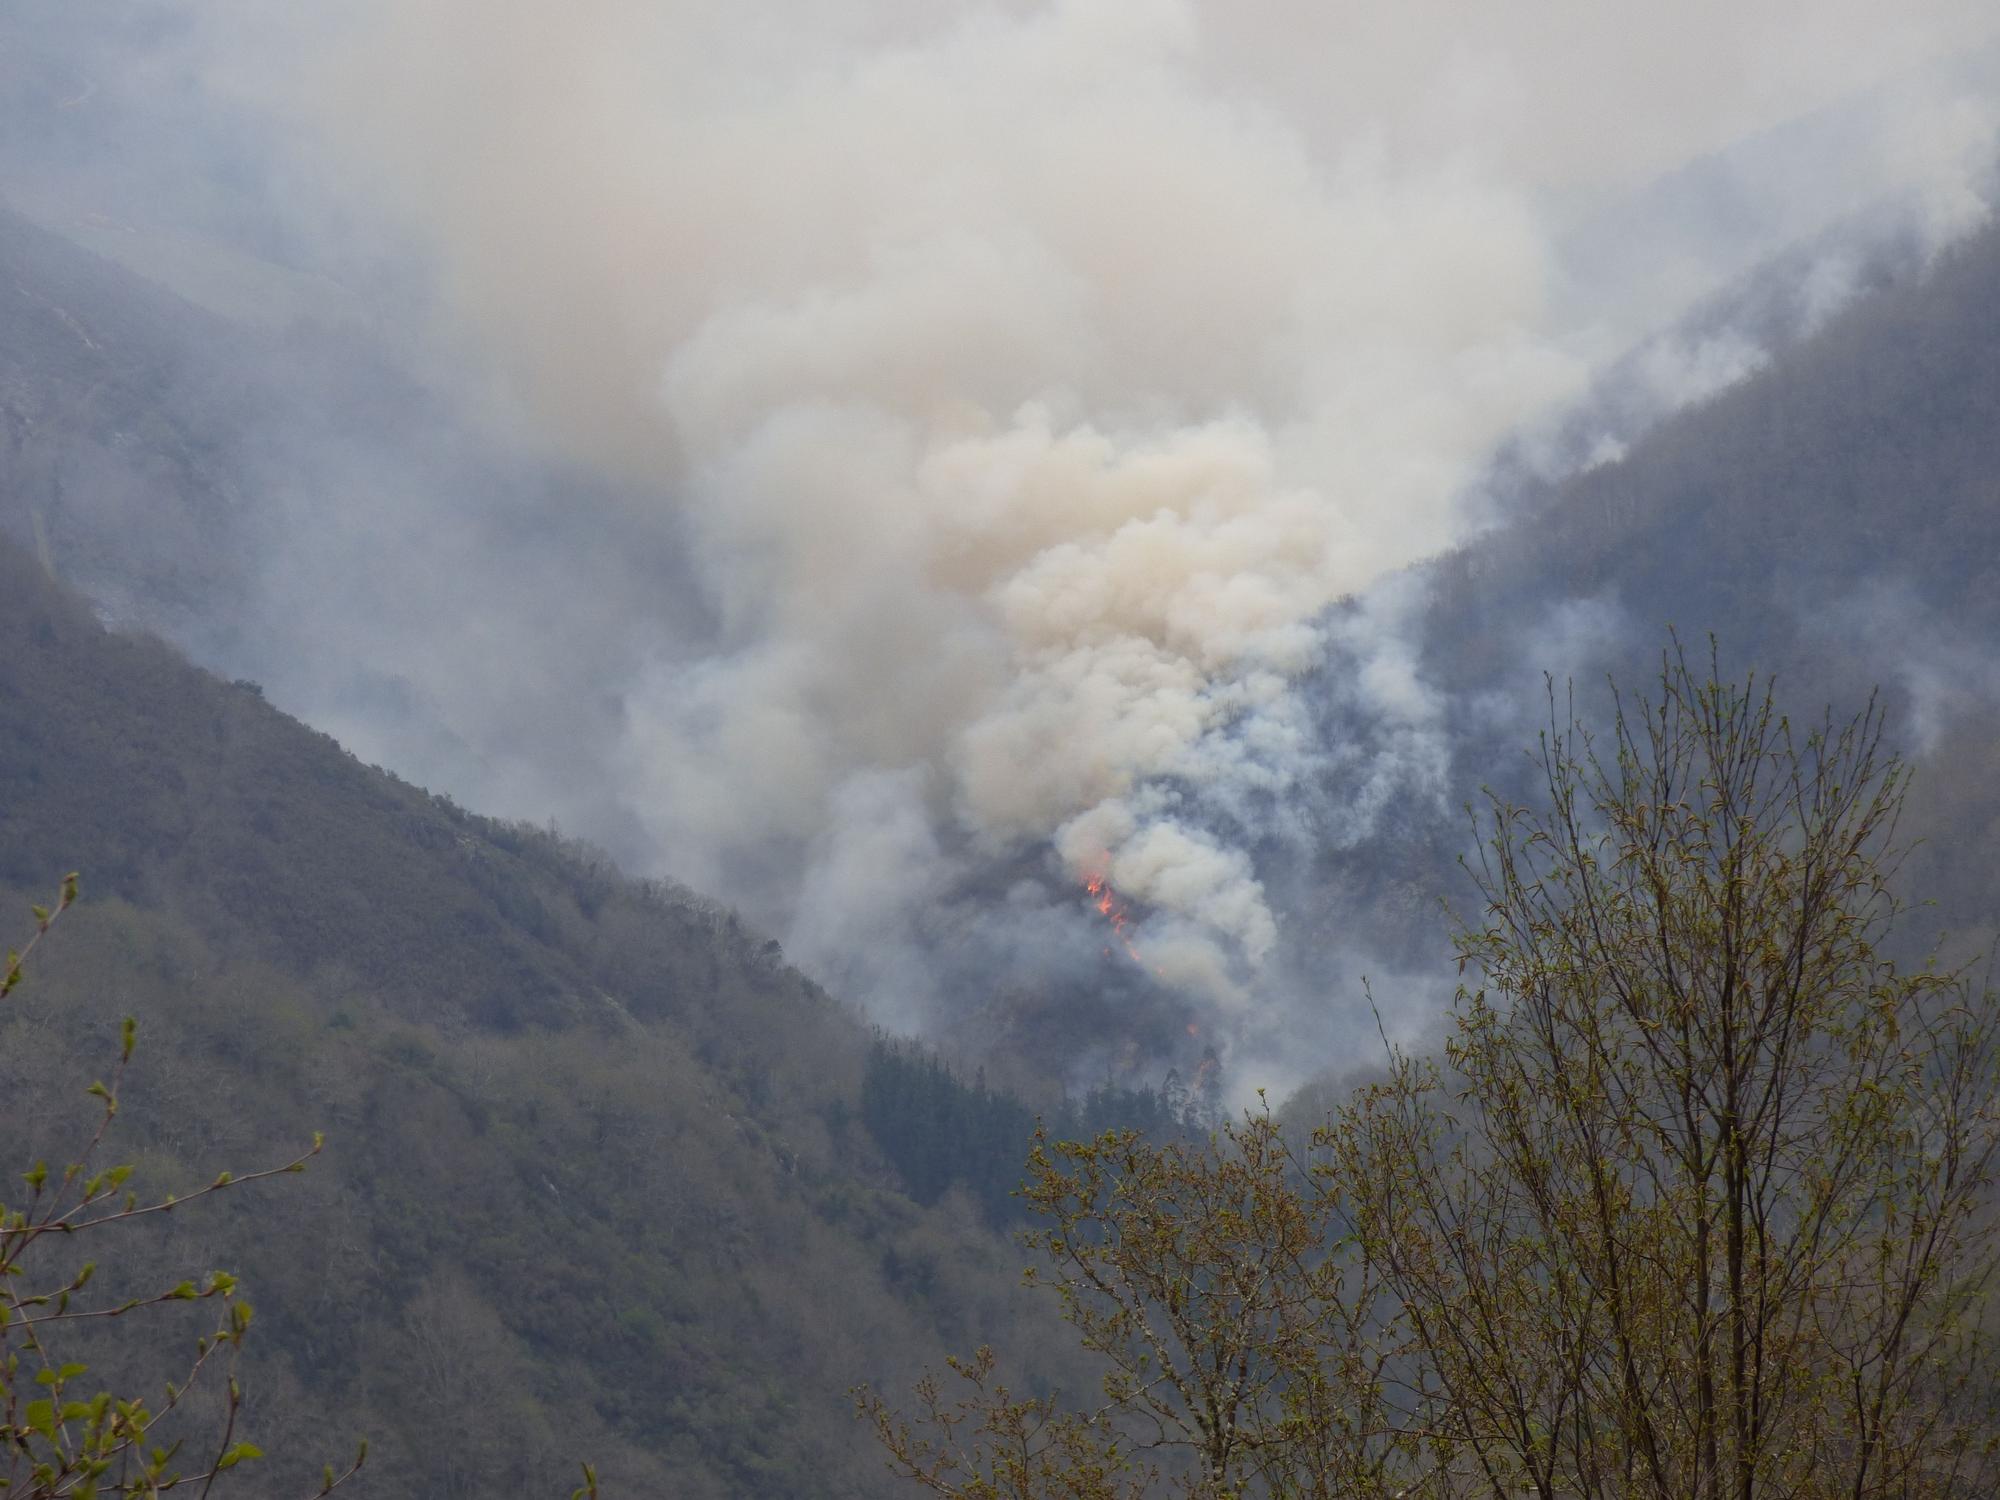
(1340, 647, 2000, 1498)
(2, 876, 368, 1499)
(858, 1112, 1423, 1498)
(864, 645, 2000, 1499)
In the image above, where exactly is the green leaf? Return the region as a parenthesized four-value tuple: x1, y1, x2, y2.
(25, 1398, 56, 1439)
(215, 1441, 264, 1470)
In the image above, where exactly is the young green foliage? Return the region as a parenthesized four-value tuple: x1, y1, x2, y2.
(862, 1112, 1428, 1499)
(1338, 643, 2000, 1499)
(868, 643, 2000, 1500)
(1, 878, 365, 1500)
(858, 1343, 1154, 1500)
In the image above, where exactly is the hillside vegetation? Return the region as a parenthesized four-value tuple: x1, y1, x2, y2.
(9, 183, 2000, 1499)
(1276, 214, 2000, 990)
(0, 533, 1085, 1498)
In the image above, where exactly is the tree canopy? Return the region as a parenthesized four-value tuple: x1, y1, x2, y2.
(866, 647, 2000, 1499)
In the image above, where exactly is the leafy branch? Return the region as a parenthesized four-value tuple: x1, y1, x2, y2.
(1, 878, 365, 1500)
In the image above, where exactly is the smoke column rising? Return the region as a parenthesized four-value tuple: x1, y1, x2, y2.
(195, 0, 1999, 1080)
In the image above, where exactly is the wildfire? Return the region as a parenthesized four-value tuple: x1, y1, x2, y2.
(1082, 873, 1147, 967)
(1192, 1048, 1221, 1098)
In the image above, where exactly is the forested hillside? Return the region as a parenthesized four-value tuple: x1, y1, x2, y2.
(0, 195, 714, 866)
(0, 532, 1085, 1498)
(1430, 217, 2000, 676)
(0, 199, 252, 630)
(11, 186, 2000, 1083)
(1271, 213, 2000, 1003)
(1454, 214, 2000, 956)
(8, 127, 2000, 1500)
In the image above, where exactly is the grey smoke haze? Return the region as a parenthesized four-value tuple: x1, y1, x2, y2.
(6, 1, 1999, 1095)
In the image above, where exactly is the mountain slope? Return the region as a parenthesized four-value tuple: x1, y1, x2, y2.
(0, 534, 1067, 1498)
(1437, 209, 2000, 933)
(1427, 216, 2000, 678)
(12, 189, 2000, 1090)
(1288, 212, 2000, 998)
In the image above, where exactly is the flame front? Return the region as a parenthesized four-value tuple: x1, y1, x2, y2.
(1083, 873, 1146, 967)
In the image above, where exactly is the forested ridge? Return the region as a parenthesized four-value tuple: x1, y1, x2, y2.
(1275, 212, 2000, 990)
(0, 532, 1105, 1497)
(1426, 217, 2000, 671)
(8, 140, 2000, 1500)
(865, 654, 2000, 1499)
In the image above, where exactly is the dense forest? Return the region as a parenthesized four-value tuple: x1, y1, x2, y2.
(1254, 210, 2000, 1012)
(0, 529, 1108, 1495)
(861, 1038, 1214, 1226)
(6, 17, 2000, 1496)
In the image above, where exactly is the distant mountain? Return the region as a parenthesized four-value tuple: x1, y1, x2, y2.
(1276, 212, 2000, 1009)
(0, 532, 1077, 1497)
(0, 198, 252, 630)
(1429, 213, 2000, 674)
(8, 16, 2000, 1495)
(10, 187, 2000, 1085)
(0, 195, 715, 870)
(1446, 206, 2000, 910)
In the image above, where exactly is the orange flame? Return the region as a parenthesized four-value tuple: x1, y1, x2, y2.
(1083, 872, 1147, 967)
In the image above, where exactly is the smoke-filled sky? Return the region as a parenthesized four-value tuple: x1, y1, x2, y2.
(8, 0, 1999, 1093)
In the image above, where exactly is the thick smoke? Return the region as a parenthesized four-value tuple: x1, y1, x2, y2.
(17, 1, 2000, 1091)
(282, 1, 1574, 1022)
(268, 0, 1999, 1084)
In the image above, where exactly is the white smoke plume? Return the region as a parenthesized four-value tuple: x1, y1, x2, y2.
(180, 0, 2000, 1081)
